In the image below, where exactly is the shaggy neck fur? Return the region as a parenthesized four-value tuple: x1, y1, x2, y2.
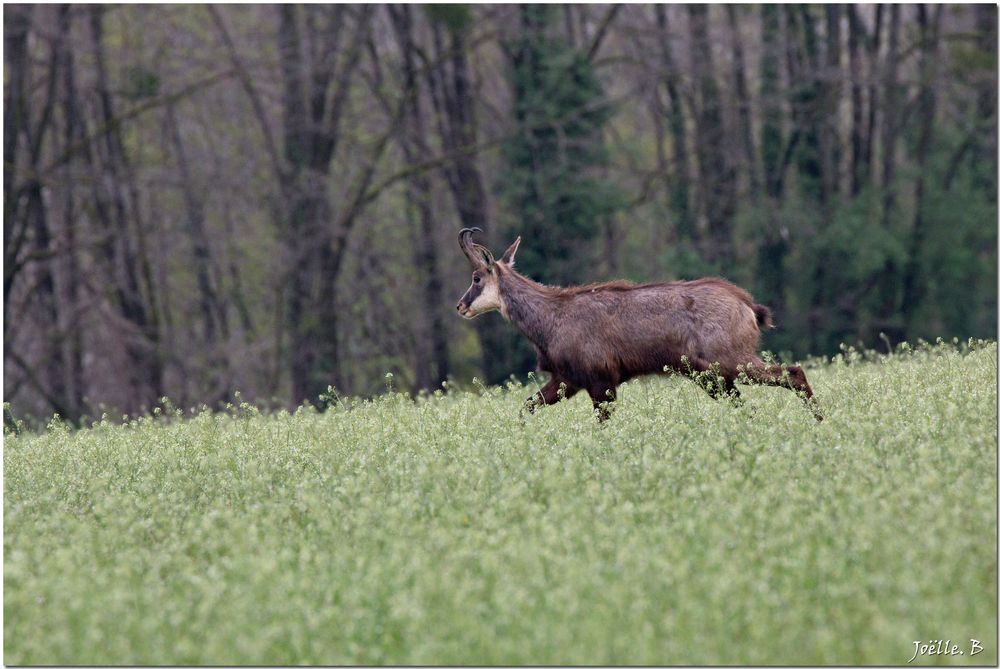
(496, 266, 558, 352)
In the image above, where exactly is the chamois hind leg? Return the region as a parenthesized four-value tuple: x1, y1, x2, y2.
(525, 376, 579, 414)
(587, 383, 618, 422)
(741, 357, 823, 421)
(717, 376, 744, 406)
(684, 357, 743, 406)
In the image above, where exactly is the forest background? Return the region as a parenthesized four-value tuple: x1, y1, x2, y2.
(4, 4, 996, 421)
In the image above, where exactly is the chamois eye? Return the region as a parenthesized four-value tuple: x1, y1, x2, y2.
(473, 276, 481, 284)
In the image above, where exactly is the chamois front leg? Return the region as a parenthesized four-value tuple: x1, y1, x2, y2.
(587, 384, 618, 422)
(525, 376, 579, 414)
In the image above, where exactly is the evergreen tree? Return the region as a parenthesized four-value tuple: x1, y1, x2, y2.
(500, 5, 620, 287)
(494, 5, 622, 378)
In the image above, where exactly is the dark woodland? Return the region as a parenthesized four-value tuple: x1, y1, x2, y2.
(4, 4, 997, 421)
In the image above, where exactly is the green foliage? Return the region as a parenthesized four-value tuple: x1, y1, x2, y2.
(423, 5, 472, 33)
(733, 135, 997, 360)
(493, 5, 625, 379)
(499, 5, 622, 286)
(5, 343, 996, 664)
(3, 402, 24, 436)
(123, 64, 161, 101)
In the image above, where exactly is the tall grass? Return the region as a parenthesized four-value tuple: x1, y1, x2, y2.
(5, 341, 997, 664)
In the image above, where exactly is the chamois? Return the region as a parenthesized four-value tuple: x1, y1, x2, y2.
(455, 228, 821, 421)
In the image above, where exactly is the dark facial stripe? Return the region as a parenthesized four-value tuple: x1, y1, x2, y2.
(460, 282, 483, 308)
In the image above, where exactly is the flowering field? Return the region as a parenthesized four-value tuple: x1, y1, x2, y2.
(5, 342, 996, 665)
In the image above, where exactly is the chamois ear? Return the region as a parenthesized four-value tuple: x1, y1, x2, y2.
(500, 236, 521, 266)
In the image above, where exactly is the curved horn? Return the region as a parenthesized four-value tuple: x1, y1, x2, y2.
(458, 227, 493, 268)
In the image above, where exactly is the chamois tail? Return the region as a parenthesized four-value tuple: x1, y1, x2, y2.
(753, 304, 774, 330)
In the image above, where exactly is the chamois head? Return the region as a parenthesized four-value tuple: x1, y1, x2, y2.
(455, 227, 520, 319)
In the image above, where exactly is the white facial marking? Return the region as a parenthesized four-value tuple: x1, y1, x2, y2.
(465, 270, 511, 320)
(468, 279, 501, 316)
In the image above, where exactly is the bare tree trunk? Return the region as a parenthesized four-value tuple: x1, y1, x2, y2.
(389, 5, 450, 391)
(864, 5, 883, 188)
(688, 5, 734, 267)
(806, 5, 844, 353)
(974, 4, 998, 195)
(4, 6, 83, 420)
(218, 199, 256, 338)
(89, 6, 164, 411)
(784, 6, 822, 203)
(901, 5, 942, 331)
(972, 4, 998, 336)
(280, 4, 321, 404)
(26, 99, 66, 418)
(880, 5, 900, 224)
(278, 5, 375, 404)
(425, 21, 490, 235)
(165, 102, 231, 402)
(821, 5, 841, 203)
(757, 4, 788, 321)
(726, 5, 759, 194)
(563, 4, 578, 48)
(59, 4, 86, 418)
(875, 4, 903, 343)
(424, 14, 507, 384)
(848, 5, 866, 196)
(3, 5, 31, 319)
(655, 5, 693, 241)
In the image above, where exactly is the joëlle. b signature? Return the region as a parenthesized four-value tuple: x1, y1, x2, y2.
(908, 639, 984, 663)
